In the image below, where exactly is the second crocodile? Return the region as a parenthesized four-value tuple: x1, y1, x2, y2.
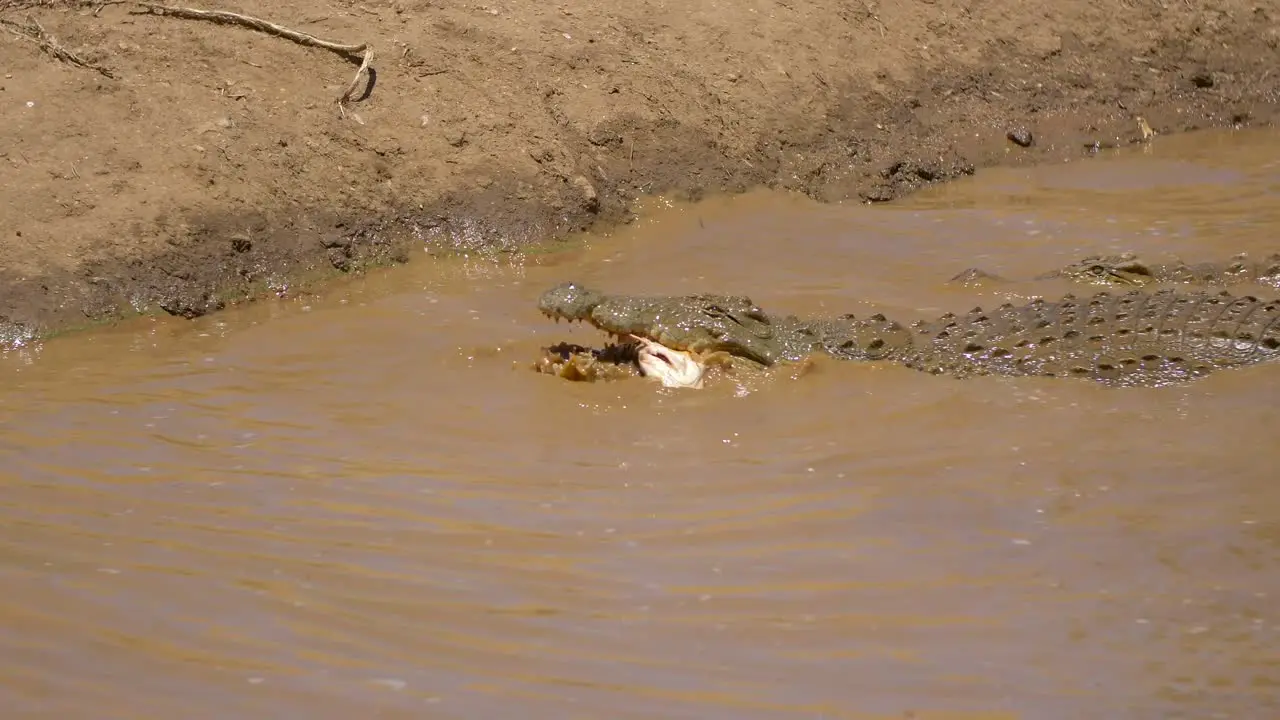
(951, 251, 1280, 288)
(537, 281, 1280, 388)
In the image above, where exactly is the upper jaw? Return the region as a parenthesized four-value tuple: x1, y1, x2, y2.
(539, 306, 639, 346)
(539, 295, 773, 366)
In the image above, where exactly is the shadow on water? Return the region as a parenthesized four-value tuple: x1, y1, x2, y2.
(2, 128, 1279, 719)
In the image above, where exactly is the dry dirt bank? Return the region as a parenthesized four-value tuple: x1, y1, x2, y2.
(1, 0, 1278, 346)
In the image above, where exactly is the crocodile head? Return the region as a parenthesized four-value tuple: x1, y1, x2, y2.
(1043, 253, 1156, 286)
(537, 281, 792, 367)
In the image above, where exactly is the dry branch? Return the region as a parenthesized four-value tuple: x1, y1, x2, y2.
(132, 3, 373, 111)
(0, 13, 115, 77)
(134, 4, 365, 55)
(1, 1, 121, 13)
(0, 1, 55, 10)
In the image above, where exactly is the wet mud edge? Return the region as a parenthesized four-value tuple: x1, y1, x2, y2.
(1, 1, 1278, 347)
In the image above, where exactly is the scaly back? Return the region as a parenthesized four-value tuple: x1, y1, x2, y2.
(1151, 253, 1280, 288)
(900, 289, 1280, 386)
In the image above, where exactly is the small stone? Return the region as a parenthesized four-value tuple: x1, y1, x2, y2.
(319, 232, 350, 250)
(327, 247, 352, 272)
(571, 175, 599, 212)
(215, 117, 234, 129)
(586, 125, 620, 147)
(860, 185, 895, 203)
(1007, 128, 1034, 147)
(444, 128, 467, 147)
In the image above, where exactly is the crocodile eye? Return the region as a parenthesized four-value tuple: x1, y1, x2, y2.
(1089, 265, 1106, 275)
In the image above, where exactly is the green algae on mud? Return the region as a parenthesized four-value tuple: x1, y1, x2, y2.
(0, 257, 358, 350)
(0, 222, 599, 351)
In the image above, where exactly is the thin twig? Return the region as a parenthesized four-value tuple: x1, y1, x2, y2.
(93, 1, 126, 14)
(858, 1, 886, 37)
(1, 14, 115, 77)
(338, 46, 372, 103)
(132, 3, 373, 111)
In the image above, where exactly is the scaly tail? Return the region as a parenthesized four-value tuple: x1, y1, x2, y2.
(900, 290, 1280, 387)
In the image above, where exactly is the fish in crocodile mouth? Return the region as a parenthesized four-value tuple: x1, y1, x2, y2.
(533, 332, 708, 389)
(535, 307, 708, 389)
(631, 334, 706, 389)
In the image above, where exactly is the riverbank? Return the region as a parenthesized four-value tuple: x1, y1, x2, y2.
(1, 0, 1277, 346)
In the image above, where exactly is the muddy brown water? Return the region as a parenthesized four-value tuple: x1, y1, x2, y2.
(3, 129, 1280, 719)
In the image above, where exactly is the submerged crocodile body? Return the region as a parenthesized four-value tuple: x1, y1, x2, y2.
(537, 282, 1280, 388)
(951, 251, 1280, 288)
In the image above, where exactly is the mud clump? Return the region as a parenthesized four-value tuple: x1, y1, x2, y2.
(1, 0, 1278, 346)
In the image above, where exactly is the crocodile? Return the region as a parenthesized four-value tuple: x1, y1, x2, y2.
(536, 281, 1280, 388)
(950, 251, 1280, 288)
